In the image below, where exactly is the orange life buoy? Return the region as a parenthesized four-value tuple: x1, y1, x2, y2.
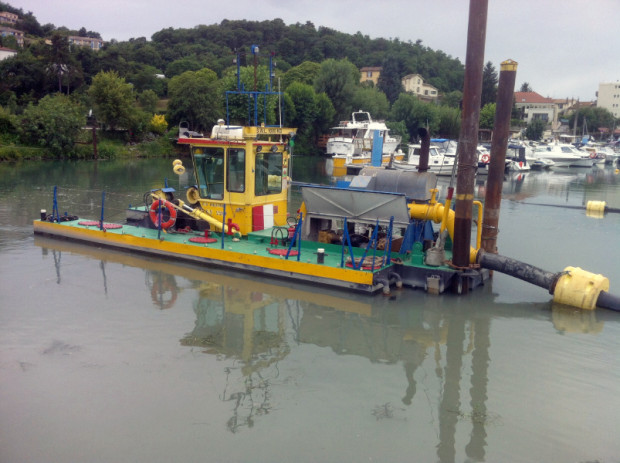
(149, 199, 177, 229)
(481, 154, 490, 163)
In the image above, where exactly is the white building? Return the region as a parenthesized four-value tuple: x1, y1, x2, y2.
(513, 91, 557, 125)
(0, 46, 16, 60)
(597, 81, 620, 118)
(401, 74, 439, 102)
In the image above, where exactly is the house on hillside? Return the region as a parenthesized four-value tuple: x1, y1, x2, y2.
(0, 26, 24, 47)
(0, 46, 16, 60)
(401, 74, 438, 102)
(68, 36, 104, 51)
(0, 11, 18, 26)
(360, 67, 382, 86)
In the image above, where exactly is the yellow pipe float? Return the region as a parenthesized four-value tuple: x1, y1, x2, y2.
(407, 199, 480, 264)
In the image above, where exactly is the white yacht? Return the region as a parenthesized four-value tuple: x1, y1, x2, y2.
(392, 143, 456, 175)
(532, 142, 594, 168)
(326, 111, 402, 168)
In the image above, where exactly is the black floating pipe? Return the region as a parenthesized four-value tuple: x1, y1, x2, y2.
(596, 291, 620, 312)
(477, 250, 620, 312)
(477, 251, 557, 293)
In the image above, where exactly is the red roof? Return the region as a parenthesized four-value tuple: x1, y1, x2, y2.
(514, 92, 554, 104)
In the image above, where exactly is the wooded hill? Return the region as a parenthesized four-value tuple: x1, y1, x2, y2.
(0, 2, 472, 157)
(0, 2, 464, 100)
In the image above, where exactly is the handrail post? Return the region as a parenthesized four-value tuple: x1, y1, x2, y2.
(100, 191, 106, 230)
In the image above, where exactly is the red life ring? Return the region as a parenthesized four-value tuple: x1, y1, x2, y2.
(589, 152, 596, 159)
(149, 199, 177, 229)
(268, 248, 299, 256)
(481, 154, 490, 163)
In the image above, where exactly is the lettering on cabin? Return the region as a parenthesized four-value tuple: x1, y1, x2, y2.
(256, 127, 282, 134)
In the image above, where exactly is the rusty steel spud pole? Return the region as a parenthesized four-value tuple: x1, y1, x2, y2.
(481, 60, 518, 255)
(452, 0, 488, 270)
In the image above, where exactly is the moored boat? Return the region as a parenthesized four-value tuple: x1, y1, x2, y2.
(326, 111, 402, 168)
(532, 142, 595, 168)
(392, 143, 456, 175)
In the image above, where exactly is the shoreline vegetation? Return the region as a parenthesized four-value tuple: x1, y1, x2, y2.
(0, 135, 182, 161)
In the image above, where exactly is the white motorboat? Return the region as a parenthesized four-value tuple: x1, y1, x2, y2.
(532, 142, 595, 168)
(582, 144, 618, 164)
(326, 111, 402, 168)
(504, 142, 550, 171)
(392, 143, 456, 175)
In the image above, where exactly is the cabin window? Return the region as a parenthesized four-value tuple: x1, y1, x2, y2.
(194, 147, 225, 199)
(227, 148, 245, 192)
(255, 151, 283, 196)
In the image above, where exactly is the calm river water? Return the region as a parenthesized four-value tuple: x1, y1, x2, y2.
(1, 157, 619, 463)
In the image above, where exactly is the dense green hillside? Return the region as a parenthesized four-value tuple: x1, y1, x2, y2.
(0, 1, 472, 158)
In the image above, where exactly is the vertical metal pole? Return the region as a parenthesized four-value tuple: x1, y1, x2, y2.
(99, 191, 105, 230)
(92, 119, 98, 160)
(157, 200, 162, 239)
(52, 186, 59, 222)
(296, 212, 302, 261)
(482, 60, 518, 255)
(452, 0, 489, 269)
(221, 204, 226, 249)
(236, 52, 241, 90)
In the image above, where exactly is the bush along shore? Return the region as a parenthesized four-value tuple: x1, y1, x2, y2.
(0, 130, 182, 162)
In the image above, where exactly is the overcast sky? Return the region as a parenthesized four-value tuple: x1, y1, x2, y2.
(11, 0, 620, 101)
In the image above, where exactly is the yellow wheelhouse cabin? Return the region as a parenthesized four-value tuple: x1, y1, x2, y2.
(178, 123, 297, 236)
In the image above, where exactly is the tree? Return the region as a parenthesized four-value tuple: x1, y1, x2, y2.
(19, 93, 85, 155)
(390, 93, 439, 141)
(128, 65, 166, 96)
(314, 58, 360, 122)
(88, 70, 138, 131)
(442, 90, 463, 109)
(167, 68, 221, 132)
(525, 118, 545, 140)
(377, 54, 404, 104)
(481, 61, 498, 107)
(351, 87, 390, 120)
(479, 103, 496, 130)
(568, 106, 617, 136)
(0, 51, 47, 102)
(436, 105, 461, 139)
(519, 82, 532, 93)
(46, 34, 74, 93)
(282, 61, 321, 89)
(284, 82, 335, 154)
(137, 89, 158, 113)
(165, 57, 205, 78)
(313, 91, 335, 138)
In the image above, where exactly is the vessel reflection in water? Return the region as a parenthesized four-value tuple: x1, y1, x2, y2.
(33, 235, 610, 461)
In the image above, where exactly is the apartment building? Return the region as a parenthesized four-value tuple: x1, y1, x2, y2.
(597, 81, 620, 118)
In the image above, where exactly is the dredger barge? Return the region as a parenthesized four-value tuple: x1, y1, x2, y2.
(33, 118, 620, 312)
(34, 120, 482, 294)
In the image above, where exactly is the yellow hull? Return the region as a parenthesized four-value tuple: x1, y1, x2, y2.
(33, 220, 379, 292)
(331, 152, 405, 169)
